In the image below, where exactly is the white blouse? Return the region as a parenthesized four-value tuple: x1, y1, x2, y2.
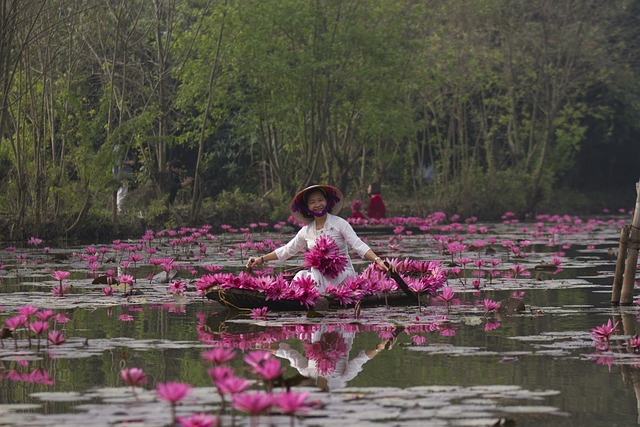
(274, 214, 371, 290)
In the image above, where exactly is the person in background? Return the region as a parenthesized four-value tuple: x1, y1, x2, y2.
(166, 160, 193, 206)
(245, 184, 391, 293)
(367, 182, 386, 219)
(113, 144, 136, 213)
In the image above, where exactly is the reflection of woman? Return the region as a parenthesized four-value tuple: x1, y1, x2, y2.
(275, 326, 392, 391)
(246, 184, 391, 292)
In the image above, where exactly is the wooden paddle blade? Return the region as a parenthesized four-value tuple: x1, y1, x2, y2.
(384, 262, 418, 302)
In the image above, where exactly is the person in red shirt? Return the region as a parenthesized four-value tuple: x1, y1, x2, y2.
(367, 182, 386, 219)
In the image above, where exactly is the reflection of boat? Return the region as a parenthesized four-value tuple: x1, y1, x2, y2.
(205, 287, 421, 311)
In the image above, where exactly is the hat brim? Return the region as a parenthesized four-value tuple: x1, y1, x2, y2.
(289, 185, 345, 223)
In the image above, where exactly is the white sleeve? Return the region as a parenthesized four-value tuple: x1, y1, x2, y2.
(336, 217, 371, 258)
(274, 226, 309, 261)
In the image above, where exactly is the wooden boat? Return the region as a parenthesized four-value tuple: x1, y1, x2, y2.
(205, 286, 421, 312)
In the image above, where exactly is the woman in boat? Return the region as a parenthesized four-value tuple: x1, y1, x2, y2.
(246, 184, 391, 292)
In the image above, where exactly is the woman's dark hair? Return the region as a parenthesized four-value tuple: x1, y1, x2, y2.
(369, 182, 381, 195)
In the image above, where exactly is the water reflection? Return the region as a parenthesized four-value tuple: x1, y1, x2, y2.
(1, 214, 639, 426)
(274, 326, 398, 391)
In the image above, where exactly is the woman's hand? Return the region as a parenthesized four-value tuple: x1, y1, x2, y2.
(246, 256, 265, 269)
(373, 257, 396, 273)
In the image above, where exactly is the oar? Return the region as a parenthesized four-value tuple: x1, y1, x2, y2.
(383, 261, 418, 302)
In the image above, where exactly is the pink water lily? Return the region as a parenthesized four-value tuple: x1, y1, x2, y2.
(272, 390, 312, 415)
(232, 392, 273, 415)
(47, 330, 66, 345)
(117, 274, 134, 294)
(591, 319, 619, 343)
(482, 298, 500, 315)
(436, 286, 456, 304)
(207, 365, 235, 384)
(251, 357, 284, 382)
(5, 315, 27, 331)
(243, 350, 273, 369)
(121, 367, 148, 387)
(157, 381, 192, 403)
(157, 381, 192, 425)
(36, 309, 54, 321)
(214, 375, 251, 395)
(303, 234, 347, 279)
(29, 321, 49, 336)
(17, 305, 39, 318)
(51, 270, 71, 282)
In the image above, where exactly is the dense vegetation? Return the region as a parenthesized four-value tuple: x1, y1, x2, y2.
(1, 0, 639, 240)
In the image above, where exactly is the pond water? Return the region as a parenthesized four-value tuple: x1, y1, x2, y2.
(0, 214, 639, 426)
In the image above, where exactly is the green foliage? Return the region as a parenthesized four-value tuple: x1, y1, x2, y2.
(0, 0, 638, 239)
(421, 165, 544, 220)
(200, 187, 290, 228)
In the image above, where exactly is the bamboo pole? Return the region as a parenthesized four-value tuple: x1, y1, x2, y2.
(614, 309, 640, 423)
(611, 225, 631, 305)
(620, 180, 640, 305)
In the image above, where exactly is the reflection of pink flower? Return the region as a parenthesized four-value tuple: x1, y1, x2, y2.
(176, 412, 219, 427)
(118, 314, 134, 322)
(411, 335, 427, 345)
(484, 320, 501, 331)
(52, 284, 69, 297)
(250, 307, 269, 320)
(304, 332, 349, 375)
(303, 235, 347, 279)
(28, 368, 55, 385)
(54, 313, 70, 324)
